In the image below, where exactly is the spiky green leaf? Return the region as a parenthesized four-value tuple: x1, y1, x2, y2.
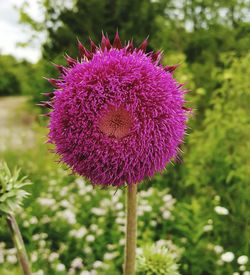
(0, 161, 32, 215)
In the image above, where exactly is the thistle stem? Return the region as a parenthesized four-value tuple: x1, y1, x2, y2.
(124, 184, 137, 275)
(6, 213, 32, 275)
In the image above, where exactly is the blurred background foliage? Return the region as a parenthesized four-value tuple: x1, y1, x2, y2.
(0, 0, 249, 274)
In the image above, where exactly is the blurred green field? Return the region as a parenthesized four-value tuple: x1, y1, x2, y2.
(0, 0, 250, 274)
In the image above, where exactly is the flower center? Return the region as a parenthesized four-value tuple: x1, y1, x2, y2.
(99, 106, 133, 138)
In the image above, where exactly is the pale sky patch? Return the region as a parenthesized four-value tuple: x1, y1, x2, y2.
(0, 0, 43, 63)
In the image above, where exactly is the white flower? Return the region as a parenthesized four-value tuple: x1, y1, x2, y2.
(100, 198, 111, 208)
(23, 220, 29, 227)
(216, 259, 224, 266)
(30, 216, 38, 224)
(156, 240, 167, 247)
(136, 247, 143, 255)
(83, 247, 92, 254)
(117, 211, 125, 217)
(35, 270, 44, 275)
(243, 272, 250, 275)
(69, 195, 75, 203)
(214, 245, 223, 254)
(104, 252, 118, 261)
(233, 273, 240, 275)
(203, 224, 213, 232)
(31, 252, 38, 262)
(142, 205, 152, 212)
(162, 210, 171, 220)
(91, 207, 106, 216)
(137, 207, 144, 216)
(238, 255, 248, 265)
(150, 220, 157, 227)
(39, 240, 46, 248)
(115, 202, 123, 210)
(110, 190, 122, 203)
(119, 238, 126, 246)
(76, 227, 87, 238)
(6, 254, 17, 264)
(38, 197, 56, 207)
(90, 224, 98, 231)
(41, 215, 51, 224)
(60, 187, 68, 196)
(75, 178, 86, 189)
(140, 188, 153, 198)
(71, 257, 84, 269)
(79, 189, 86, 196)
(48, 252, 59, 262)
(8, 248, 17, 255)
(80, 271, 91, 275)
(86, 185, 93, 192)
(49, 179, 57, 185)
(41, 233, 48, 239)
(86, 235, 95, 243)
(68, 268, 75, 275)
(93, 260, 103, 269)
(115, 217, 125, 224)
(0, 251, 4, 264)
(96, 229, 103, 236)
(221, 252, 235, 263)
(56, 263, 66, 272)
(163, 194, 173, 202)
(60, 199, 71, 208)
(70, 227, 87, 239)
(32, 234, 40, 241)
(214, 206, 229, 215)
(107, 244, 116, 250)
(163, 194, 176, 208)
(140, 199, 148, 206)
(61, 209, 76, 224)
(150, 0, 160, 3)
(240, 266, 247, 271)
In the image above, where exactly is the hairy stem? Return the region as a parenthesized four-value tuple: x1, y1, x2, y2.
(6, 213, 32, 275)
(124, 184, 137, 275)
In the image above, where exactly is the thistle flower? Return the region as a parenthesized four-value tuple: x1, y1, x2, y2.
(0, 161, 32, 275)
(136, 244, 180, 275)
(42, 32, 190, 186)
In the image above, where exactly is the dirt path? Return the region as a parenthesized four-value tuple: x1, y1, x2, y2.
(0, 96, 36, 152)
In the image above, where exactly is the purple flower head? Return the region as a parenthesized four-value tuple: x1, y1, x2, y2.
(42, 32, 190, 187)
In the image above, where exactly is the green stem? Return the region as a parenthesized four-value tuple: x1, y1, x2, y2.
(124, 184, 137, 275)
(6, 213, 32, 275)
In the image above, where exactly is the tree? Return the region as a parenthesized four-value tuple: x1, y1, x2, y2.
(19, 0, 171, 60)
(184, 52, 250, 254)
(0, 56, 21, 96)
